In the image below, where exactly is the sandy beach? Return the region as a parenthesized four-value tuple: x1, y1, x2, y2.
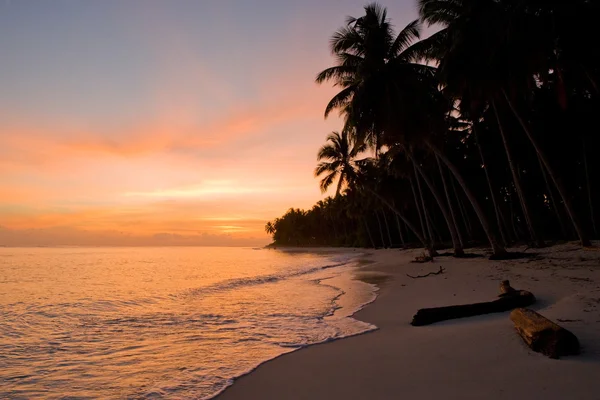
(217, 243, 600, 399)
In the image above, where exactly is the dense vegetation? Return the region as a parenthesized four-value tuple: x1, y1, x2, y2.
(266, 0, 599, 257)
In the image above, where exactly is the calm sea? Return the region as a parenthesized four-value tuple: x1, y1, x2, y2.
(0, 247, 376, 399)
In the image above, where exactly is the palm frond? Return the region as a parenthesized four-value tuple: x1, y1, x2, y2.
(418, 0, 463, 27)
(317, 145, 340, 161)
(363, 2, 388, 27)
(331, 26, 364, 55)
(324, 86, 356, 118)
(315, 66, 356, 85)
(315, 160, 341, 176)
(399, 28, 448, 63)
(389, 19, 422, 58)
(318, 170, 338, 193)
(324, 131, 343, 146)
(335, 52, 365, 68)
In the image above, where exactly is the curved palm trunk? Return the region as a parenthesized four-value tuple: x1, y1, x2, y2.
(409, 177, 427, 241)
(329, 215, 339, 244)
(414, 165, 436, 247)
(426, 210, 443, 245)
(496, 202, 514, 244)
(492, 101, 541, 247)
(374, 211, 386, 248)
(451, 174, 474, 242)
(508, 193, 521, 241)
(382, 210, 394, 248)
(502, 89, 591, 247)
(408, 152, 465, 257)
(473, 127, 508, 246)
(362, 217, 376, 248)
(538, 154, 568, 239)
(342, 220, 349, 244)
(583, 139, 598, 238)
(427, 141, 507, 257)
(335, 176, 344, 197)
(393, 203, 406, 247)
(584, 68, 599, 94)
(436, 154, 464, 247)
(365, 187, 436, 257)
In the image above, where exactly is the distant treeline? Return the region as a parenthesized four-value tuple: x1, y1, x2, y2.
(266, 1, 599, 257)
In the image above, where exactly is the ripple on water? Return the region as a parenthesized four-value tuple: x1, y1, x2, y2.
(0, 247, 376, 399)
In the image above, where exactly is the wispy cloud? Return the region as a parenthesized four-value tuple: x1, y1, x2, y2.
(123, 181, 278, 200)
(0, 0, 363, 246)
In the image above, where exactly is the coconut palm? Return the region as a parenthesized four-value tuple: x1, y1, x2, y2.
(418, 0, 592, 247)
(314, 130, 364, 196)
(315, 4, 437, 148)
(353, 157, 435, 255)
(316, 3, 506, 256)
(417, 0, 542, 246)
(264, 222, 275, 236)
(265, 2, 598, 250)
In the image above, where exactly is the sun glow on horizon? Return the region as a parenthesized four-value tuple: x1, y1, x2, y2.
(123, 181, 279, 200)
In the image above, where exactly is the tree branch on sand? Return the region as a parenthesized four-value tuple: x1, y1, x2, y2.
(407, 266, 445, 279)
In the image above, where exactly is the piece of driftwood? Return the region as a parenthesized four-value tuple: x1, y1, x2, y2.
(411, 281, 535, 326)
(412, 253, 434, 263)
(499, 280, 516, 296)
(407, 266, 445, 279)
(510, 308, 580, 359)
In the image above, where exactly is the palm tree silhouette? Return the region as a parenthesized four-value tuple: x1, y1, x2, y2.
(268, 1, 598, 252)
(314, 130, 363, 196)
(264, 222, 275, 236)
(315, 3, 507, 256)
(418, 0, 592, 247)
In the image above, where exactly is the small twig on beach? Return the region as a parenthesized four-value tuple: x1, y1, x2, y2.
(407, 266, 445, 279)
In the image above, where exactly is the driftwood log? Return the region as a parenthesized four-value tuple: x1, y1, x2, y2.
(411, 280, 535, 326)
(510, 308, 580, 359)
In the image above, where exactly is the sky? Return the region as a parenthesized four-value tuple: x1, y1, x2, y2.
(0, 0, 420, 247)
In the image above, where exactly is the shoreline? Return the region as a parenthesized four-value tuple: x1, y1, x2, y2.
(211, 248, 405, 400)
(217, 243, 600, 399)
(206, 248, 382, 400)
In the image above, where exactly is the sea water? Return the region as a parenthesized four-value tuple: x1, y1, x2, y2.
(0, 247, 377, 399)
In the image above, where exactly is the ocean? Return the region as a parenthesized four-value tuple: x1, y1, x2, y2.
(0, 247, 377, 399)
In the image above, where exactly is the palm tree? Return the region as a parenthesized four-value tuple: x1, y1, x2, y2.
(418, 0, 592, 247)
(417, 0, 541, 245)
(435, 153, 464, 247)
(353, 157, 437, 256)
(265, 222, 275, 236)
(314, 130, 363, 196)
(472, 122, 509, 245)
(316, 3, 505, 256)
(315, 4, 435, 148)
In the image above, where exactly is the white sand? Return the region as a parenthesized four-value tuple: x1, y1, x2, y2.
(217, 243, 600, 399)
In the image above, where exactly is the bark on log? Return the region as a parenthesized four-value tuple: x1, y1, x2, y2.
(499, 280, 516, 296)
(411, 281, 535, 326)
(510, 308, 580, 359)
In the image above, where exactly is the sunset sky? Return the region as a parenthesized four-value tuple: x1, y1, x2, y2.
(0, 0, 420, 246)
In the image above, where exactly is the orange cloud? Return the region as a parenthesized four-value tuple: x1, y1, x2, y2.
(0, 6, 345, 247)
(0, 87, 330, 172)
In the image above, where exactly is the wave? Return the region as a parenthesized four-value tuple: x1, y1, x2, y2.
(205, 317, 378, 400)
(204, 266, 381, 400)
(181, 260, 353, 299)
